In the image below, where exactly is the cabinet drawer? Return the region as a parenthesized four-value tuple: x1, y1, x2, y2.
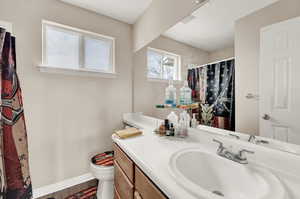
(135, 166, 167, 199)
(114, 161, 134, 199)
(113, 143, 134, 183)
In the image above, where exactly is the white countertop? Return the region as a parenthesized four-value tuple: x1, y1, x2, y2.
(112, 113, 300, 199)
(112, 113, 233, 199)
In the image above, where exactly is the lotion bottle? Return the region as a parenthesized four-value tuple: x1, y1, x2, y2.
(191, 113, 198, 128)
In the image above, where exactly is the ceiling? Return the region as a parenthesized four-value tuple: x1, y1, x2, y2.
(164, 0, 279, 52)
(60, 0, 152, 24)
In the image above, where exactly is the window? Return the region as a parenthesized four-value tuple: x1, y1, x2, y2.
(147, 48, 181, 81)
(42, 20, 115, 74)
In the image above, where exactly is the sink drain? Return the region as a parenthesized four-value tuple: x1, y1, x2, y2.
(212, 190, 224, 197)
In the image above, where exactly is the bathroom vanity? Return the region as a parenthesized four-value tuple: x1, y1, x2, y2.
(113, 143, 167, 199)
(112, 113, 300, 199)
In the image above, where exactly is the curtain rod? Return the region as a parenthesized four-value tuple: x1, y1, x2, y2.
(188, 57, 235, 69)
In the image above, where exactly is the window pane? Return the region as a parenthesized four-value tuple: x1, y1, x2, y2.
(163, 65, 175, 80)
(163, 56, 176, 80)
(163, 57, 175, 67)
(84, 37, 112, 71)
(147, 50, 162, 79)
(46, 25, 80, 69)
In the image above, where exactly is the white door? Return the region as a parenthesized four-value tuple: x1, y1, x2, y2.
(260, 16, 300, 145)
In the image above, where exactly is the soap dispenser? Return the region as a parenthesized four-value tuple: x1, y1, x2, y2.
(179, 81, 192, 105)
(165, 80, 176, 106)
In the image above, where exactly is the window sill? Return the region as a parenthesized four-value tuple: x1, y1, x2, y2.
(38, 65, 117, 78)
(147, 78, 182, 84)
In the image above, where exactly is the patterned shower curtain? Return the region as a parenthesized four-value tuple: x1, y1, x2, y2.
(0, 28, 32, 198)
(188, 59, 235, 131)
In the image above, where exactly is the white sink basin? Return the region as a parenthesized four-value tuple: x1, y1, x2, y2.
(169, 148, 288, 199)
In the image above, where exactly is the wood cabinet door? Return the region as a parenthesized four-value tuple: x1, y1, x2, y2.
(114, 161, 134, 199)
(114, 143, 134, 183)
(135, 166, 167, 199)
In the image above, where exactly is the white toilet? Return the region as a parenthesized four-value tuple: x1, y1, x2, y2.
(90, 162, 114, 199)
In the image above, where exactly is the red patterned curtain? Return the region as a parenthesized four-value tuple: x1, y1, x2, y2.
(0, 28, 32, 198)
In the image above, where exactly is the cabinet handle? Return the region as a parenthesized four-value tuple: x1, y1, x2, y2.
(134, 191, 143, 199)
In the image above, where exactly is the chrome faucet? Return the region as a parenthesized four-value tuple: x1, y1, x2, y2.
(213, 139, 254, 164)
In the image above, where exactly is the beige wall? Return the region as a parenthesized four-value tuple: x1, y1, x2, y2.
(0, 0, 133, 188)
(2, 0, 298, 190)
(235, 0, 300, 135)
(208, 46, 234, 63)
(133, 0, 207, 52)
(133, 36, 209, 119)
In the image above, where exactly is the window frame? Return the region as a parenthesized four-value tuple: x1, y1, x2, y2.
(147, 47, 181, 81)
(41, 20, 116, 75)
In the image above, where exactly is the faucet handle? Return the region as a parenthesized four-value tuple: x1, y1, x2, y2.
(229, 133, 240, 139)
(248, 135, 256, 142)
(256, 139, 269, 144)
(238, 149, 255, 160)
(213, 139, 224, 148)
(213, 139, 223, 145)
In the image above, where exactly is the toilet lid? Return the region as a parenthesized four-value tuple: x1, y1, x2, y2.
(91, 151, 114, 167)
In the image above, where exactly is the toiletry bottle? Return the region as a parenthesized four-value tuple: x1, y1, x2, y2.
(184, 111, 190, 136)
(179, 81, 192, 105)
(167, 111, 178, 127)
(178, 112, 188, 138)
(165, 80, 177, 106)
(165, 119, 171, 136)
(191, 113, 198, 128)
(183, 110, 191, 128)
(181, 119, 188, 138)
(177, 117, 184, 137)
(170, 124, 175, 136)
(159, 122, 166, 136)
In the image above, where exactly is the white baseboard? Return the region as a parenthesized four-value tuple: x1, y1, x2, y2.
(33, 173, 95, 199)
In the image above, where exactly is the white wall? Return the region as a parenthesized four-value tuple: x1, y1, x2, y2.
(133, 36, 209, 119)
(208, 46, 234, 63)
(0, 0, 133, 189)
(133, 0, 207, 52)
(235, 0, 300, 135)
